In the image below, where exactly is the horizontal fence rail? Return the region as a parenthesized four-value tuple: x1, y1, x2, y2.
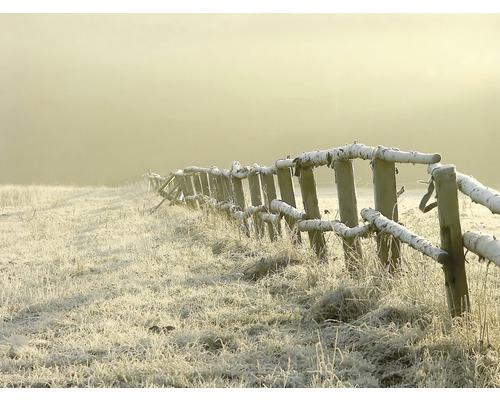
(145, 142, 499, 319)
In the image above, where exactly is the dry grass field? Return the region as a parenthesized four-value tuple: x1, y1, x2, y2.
(0, 181, 499, 388)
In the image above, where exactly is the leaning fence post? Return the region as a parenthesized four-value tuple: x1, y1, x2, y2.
(176, 174, 188, 206)
(261, 173, 281, 241)
(231, 174, 251, 237)
(433, 164, 470, 317)
(334, 160, 363, 270)
(199, 172, 211, 198)
(183, 175, 198, 209)
(221, 174, 232, 202)
(298, 166, 327, 260)
(192, 173, 204, 205)
(214, 175, 225, 203)
(276, 165, 302, 245)
(248, 172, 265, 238)
(373, 158, 400, 271)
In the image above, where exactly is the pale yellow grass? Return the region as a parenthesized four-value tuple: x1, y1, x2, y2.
(0, 182, 499, 388)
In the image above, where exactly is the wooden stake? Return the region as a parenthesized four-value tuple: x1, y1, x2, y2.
(207, 173, 216, 199)
(183, 175, 198, 209)
(433, 164, 470, 317)
(248, 173, 265, 238)
(192, 173, 204, 205)
(276, 166, 302, 245)
(221, 175, 233, 202)
(373, 158, 400, 271)
(334, 160, 363, 270)
(231, 175, 251, 237)
(214, 175, 225, 203)
(298, 166, 327, 260)
(199, 172, 211, 197)
(261, 174, 280, 241)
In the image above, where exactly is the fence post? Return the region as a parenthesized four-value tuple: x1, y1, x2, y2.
(222, 174, 233, 202)
(192, 173, 204, 205)
(183, 175, 198, 209)
(276, 166, 302, 245)
(373, 158, 400, 271)
(231, 175, 251, 237)
(248, 172, 265, 238)
(213, 175, 225, 203)
(433, 164, 470, 317)
(199, 172, 211, 198)
(176, 175, 187, 205)
(298, 166, 327, 260)
(261, 173, 281, 241)
(334, 160, 363, 270)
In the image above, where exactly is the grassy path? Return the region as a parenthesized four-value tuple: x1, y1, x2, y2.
(0, 183, 498, 388)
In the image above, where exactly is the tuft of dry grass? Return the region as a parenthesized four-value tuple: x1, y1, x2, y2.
(0, 183, 498, 388)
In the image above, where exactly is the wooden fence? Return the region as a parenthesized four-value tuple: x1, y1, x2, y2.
(145, 142, 500, 318)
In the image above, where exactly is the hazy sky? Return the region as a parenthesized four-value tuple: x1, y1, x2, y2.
(1, 13, 499, 187)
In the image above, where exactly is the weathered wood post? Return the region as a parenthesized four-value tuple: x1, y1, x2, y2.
(334, 160, 363, 270)
(231, 175, 251, 237)
(192, 173, 204, 205)
(199, 172, 211, 198)
(261, 173, 281, 241)
(373, 158, 400, 271)
(276, 163, 302, 245)
(183, 174, 198, 209)
(215, 175, 226, 203)
(222, 174, 233, 203)
(208, 172, 219, 201)
(248, 172, 265, 238)
(174, 173, 188, 206)
(433, 164, 470, 317)
(298, 166, 327, 260)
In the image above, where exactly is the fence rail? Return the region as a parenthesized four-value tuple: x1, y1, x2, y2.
(145, 142, 499, 318)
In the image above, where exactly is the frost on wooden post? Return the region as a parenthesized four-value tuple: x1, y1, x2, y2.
(297, 219, 373, 238)
(361, 208, 449, 264)
(463, 231, 500, 267)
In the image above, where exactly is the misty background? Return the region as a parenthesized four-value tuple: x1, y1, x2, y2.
(1, 14, 499, 188)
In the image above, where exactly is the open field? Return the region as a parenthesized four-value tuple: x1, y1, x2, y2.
(0, 182, 499, 388)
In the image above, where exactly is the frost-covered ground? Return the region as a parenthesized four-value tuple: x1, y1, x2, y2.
(0, 182, 499, 388)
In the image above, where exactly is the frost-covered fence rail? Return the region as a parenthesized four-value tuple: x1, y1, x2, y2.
(146, 142, 499, 318)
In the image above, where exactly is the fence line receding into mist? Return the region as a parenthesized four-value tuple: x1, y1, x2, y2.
(146, 142, 500, 319)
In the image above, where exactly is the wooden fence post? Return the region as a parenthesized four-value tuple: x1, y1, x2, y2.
(334, 160, 363, 270)
(261, 173, 281, 241)
(373, 158, 400, 271)
(199, 172, 211, 198)
(433, 164, 470, 317)
(183, 175, 198, 209)
(276, 166, 302, 245)
(248, 172, 265, 238)
(214, 175, 225, 203)
(176, 175, 188, 205)
(298, 166, 327, 260)
(221, 175, 233, 202)
(231, 175, 251, 237)
(192, 173, 204, 205)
